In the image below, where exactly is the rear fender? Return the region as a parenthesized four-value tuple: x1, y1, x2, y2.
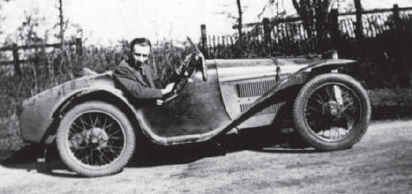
(40, 88, 137, 144)
(52, 89, 130, 119)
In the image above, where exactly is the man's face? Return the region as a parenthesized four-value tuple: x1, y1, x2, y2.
(132, 44, 150, 67)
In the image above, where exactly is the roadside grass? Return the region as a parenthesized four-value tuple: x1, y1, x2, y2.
(368, 89, 412, 120)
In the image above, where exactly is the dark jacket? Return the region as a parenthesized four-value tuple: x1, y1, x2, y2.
(113, 60, 163, 99)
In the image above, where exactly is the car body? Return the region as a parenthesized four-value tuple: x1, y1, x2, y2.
(19, 39, 371, 177)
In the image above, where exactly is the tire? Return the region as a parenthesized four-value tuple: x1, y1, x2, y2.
(293, 73, 371, 151)
(56, 101, 136, 177)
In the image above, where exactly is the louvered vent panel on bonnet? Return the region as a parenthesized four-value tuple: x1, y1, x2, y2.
(240, 103, 278, 115)
(237, 79, 277, 98)
(237, 78, 278, 115)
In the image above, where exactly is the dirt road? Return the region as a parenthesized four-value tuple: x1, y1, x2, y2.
(1, 120, 412, 194)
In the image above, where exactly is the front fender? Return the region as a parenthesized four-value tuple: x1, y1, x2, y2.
(292, 58, 357, 75)
(213, 58, 357, 139)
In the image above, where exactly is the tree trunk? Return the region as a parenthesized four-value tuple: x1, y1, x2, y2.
(236, 0, 243, 43)
(59, 0, 64, 51)
(315, 0, 326, 39)
(292, 0, 314, 38)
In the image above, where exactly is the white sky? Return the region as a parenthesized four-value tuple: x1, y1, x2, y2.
(1, 0, 412, 46)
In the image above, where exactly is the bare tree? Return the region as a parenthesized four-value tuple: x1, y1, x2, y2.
(292, 0, 331, 38)
(17, 10, 44, 45)
(258, 0, 287, 19)
(216, 1, 246, 43)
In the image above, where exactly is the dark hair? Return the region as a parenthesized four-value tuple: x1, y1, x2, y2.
(130, 38, 151, 51)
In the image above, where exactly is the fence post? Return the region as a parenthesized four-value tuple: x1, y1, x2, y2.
(393, 4, 400, 30)
(263, 18, 271, 57)
(200, 24, 208, 58)
(354, 0, 363, 42)
(12, 44, 22, 76)
(392, 4, 411, 87)
(76, 38, 82, 56)
(330, 9, 339, 51)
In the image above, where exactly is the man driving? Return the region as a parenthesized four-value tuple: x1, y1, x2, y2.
(113, 38, 175, 103)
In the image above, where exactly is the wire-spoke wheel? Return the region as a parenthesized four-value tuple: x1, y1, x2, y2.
(293, 73, 371, 150)
(56, 101, 135, 177)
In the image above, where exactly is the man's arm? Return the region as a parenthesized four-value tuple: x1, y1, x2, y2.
(113, 63, 163, 99)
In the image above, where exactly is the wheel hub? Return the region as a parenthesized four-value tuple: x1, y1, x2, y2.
(323, 101, 342, 117)
(69, 128, 109, 150)
(88, 128, 109, 150)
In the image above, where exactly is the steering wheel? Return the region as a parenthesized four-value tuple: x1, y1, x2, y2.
(187, 37, 208, 81)
(161, 53, 196, 103)
(162, 37, 208, 103)
(176, 53, 207, 81)
(175, 53, 195, 77)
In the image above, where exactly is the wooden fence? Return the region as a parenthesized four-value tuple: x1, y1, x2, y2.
(200, 4, 412, 59)
(0, 38, 82, 76)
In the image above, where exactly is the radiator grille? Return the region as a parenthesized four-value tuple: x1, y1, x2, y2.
(237, 79, 277, 98)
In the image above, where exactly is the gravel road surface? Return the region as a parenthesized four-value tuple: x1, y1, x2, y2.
(1, 120, 412, 194)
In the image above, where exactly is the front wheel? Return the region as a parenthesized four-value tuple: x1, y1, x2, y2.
(293, 73, 371, 151)
(56, 101, 135, 177)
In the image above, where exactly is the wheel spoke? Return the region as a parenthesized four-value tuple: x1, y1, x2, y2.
(90, 114, 96, 128)
(89, 147, 94, 164)
(108, 145, 124, 151)
(324, 85, 335, 101)
(305, 102, 322, 113)
(108, 136, 122, 140)
(70, 122, 79, 132)
(310, 92, 326, 106)
(98, 150, 111, 164)
(95, 114, 102, 127)
(100, 147, 116, 157)
(338, 101, 355, 114)
(80, 117, 89, 129)
(107, 128, 121, 137)
(309, 97, 326, 107)
(76, 149, 90, 164)
(102, 118, 108, 129)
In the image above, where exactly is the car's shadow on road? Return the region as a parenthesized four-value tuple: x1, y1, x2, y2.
(1, 129, 318, 177)
(0, 144, 83, 178)
(127, 129, 319, 167)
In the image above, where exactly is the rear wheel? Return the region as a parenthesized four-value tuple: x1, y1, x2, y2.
(56, 101, 135, 177)
(293, 73, 371, 150)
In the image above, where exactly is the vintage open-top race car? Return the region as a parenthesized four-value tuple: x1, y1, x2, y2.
(19, 37, 371, 177)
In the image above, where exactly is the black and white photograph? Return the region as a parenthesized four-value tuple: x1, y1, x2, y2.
(1, 0, 412, 193)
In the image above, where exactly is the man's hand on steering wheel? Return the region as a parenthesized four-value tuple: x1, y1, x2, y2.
(157, 82, 177, 105)
(175, 53, 194, 76)
(161, 82, 176, 95)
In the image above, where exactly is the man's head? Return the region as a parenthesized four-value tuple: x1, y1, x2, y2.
(130, 38, 151, 67)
